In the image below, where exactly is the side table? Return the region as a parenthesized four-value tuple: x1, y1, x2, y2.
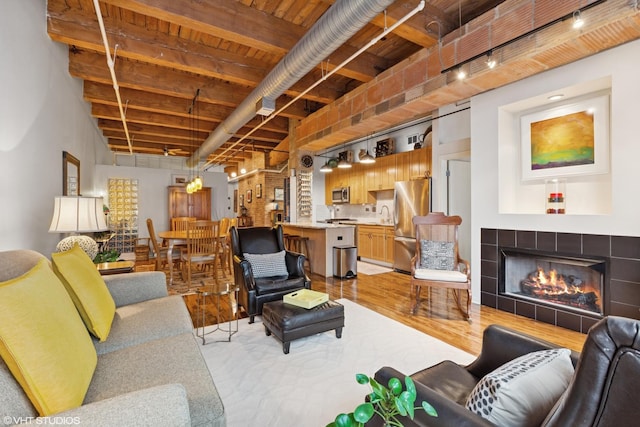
(195, 281, 240, 344)
(96, 260, 135, 275)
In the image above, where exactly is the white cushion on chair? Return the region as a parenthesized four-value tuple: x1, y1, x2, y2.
(414, 268, 468, 282)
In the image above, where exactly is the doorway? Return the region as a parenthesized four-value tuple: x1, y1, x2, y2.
(446, 159, 471, 263)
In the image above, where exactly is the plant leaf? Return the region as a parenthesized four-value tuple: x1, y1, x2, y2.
(355, 373, 369, 385)
(404, 376, 417, 400)
(398, 391, 415, 419)
(353, 403, 375, 423)
(333, 413, 354, 427)
(394, 396, 408, 417)
(369, 378, 386, 400)
(388, 377, 402, 396)
(422, 401, 438, 417)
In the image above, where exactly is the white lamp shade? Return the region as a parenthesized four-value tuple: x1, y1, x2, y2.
(49, 196, 108, 233)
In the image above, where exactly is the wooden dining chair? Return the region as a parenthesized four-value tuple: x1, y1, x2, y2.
(218, 217, 232, 275)
(171, 216, 196, 231)
(146, 218, 180, 272)
(411, 212, 471, 320)
(180, 220, 220, 288)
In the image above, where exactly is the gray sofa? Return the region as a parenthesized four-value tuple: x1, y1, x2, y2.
(0, 249, 225, 426)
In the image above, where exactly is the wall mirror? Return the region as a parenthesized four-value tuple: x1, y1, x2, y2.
(62, 151, 80, 196)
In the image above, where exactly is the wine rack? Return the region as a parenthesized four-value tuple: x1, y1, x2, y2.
(297, 171, 312, 220)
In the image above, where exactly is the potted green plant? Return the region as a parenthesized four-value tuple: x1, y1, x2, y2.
(327, 373, 437, 427)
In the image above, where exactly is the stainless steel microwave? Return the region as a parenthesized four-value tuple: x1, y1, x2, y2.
(331, 187, 350, 204)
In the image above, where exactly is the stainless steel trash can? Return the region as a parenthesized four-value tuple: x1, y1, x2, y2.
(333, 245, 357, 279)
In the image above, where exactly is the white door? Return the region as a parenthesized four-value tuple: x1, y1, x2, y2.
(447, 159, 471, 263)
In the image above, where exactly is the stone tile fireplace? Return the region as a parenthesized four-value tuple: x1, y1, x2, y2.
(481, 229, 640, 333)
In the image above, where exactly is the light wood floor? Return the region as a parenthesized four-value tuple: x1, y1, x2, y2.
(175, 264, 587, 356)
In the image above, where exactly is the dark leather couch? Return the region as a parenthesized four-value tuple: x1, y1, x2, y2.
(230, 225, 311, 323)
(373, 316, 640, 426)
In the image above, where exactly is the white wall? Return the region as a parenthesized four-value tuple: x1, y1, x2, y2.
(0, 0, 111, 254)
(470, 39, 640, 303)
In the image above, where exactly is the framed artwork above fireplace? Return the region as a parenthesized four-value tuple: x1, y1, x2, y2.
(520, 93, 610, 181)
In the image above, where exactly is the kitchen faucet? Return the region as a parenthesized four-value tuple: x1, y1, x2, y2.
(380, 205, 391, 224)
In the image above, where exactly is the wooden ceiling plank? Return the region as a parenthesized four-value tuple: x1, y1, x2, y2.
(100, 0, 302, 55)
(84, 81, 280, 131)
(368, 1, 440, 48)
(48, 4, 343, 102)
(94, 0, 387, 83)
(69, 49, 253, 107)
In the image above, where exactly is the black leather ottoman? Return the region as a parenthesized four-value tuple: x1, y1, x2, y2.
(262, 300, 344, 354)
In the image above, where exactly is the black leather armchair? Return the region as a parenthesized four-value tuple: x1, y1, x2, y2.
(372, 316, 640, 427)
(231, 225, 311, 323)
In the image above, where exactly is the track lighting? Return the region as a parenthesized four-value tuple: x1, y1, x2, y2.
(572, 10, 584, 29)
(456, 68, 467, 80)
(164, 147, 169, 156)
(486, 53, 497, 69)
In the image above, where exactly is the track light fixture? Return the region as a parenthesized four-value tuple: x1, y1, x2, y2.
(572, 10, 584, 29)
(440, 0, 606, 76)
(486, 52, 497, 69)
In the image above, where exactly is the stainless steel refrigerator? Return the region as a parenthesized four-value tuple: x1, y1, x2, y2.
(393, 178, 431, 273)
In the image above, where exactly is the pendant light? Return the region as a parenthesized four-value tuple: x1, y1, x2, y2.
(320, 162, 332, 173)
(186, 89, 201, 194)
(360, 133, 376, 164)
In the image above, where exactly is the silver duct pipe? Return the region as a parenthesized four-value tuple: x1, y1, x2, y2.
(187, 0, 396, 167)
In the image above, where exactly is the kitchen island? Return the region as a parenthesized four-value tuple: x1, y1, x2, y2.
(281, 223, 355, 277)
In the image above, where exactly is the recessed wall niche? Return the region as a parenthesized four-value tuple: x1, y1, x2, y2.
(497, 77, 612, 215)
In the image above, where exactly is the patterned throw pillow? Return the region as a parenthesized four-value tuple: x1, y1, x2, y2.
(243, 250, 289, 278)
(465, 348, 574, 427)
(419, 240, 455, 270)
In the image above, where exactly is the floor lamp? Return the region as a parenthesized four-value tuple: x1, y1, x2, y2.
(49, 196, 109, 260)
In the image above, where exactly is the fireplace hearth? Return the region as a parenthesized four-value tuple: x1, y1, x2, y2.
(500, 248, 605, 317)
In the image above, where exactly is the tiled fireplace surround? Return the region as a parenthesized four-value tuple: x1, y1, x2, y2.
(481, 229, 640, 334)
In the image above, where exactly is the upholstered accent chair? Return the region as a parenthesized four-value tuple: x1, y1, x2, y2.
(372, 316, 640, 427)
(230, 225, 311, 323)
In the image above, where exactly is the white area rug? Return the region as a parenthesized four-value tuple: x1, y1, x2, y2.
(198, 299, 475, 427)
(357, 261, 393, 275)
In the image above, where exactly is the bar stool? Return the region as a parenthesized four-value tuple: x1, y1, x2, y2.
(287, 235, 312, 274)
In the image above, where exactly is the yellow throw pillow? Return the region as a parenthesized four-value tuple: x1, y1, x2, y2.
(0, 259, 97, 416)
(52, 244, 116, 342)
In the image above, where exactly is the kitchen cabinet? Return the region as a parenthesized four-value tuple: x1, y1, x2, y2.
(324, 146, 432, 204)
(371, 155, 395, 191)
(357, 225, 394, 265)
(168, 186, 211, 220)
(349, 162, 366, 204)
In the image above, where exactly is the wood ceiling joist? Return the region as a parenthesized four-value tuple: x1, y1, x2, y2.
(97, 0, 387, 83)
(83, 82, 290, 134)
(70, 49, 321, 119)
(68, 48, 339, 110)
(48, 5, 349, 103)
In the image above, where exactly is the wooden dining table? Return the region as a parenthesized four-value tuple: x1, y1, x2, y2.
(157, 230, 187, 286)
(158, 228, 227, 285)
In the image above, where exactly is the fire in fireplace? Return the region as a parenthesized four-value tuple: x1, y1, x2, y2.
(500, 249, 605, 316)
